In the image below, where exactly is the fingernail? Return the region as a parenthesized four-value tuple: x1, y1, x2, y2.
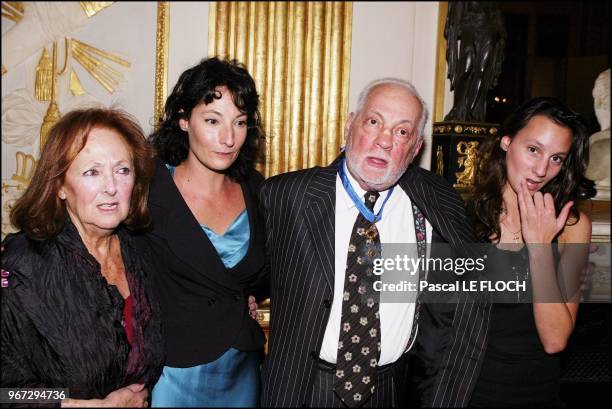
(1, 278, 8, 288)
(1, 269, 9, 278)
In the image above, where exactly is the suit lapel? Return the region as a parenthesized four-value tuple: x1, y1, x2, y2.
(303, 165, 338, 292)
(149, 160, 239, 292)
(399, 166, 450, 243)
(399, 167, 434, 226)
(399, 167, 460, 356)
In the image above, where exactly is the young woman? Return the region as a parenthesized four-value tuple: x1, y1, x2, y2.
(147, 57, 268, 407)
(468, 97, 592, 407)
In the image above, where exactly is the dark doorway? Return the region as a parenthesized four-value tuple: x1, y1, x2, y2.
(486, 1, 610, 135)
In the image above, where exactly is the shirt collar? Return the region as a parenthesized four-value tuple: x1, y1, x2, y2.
(338, 160, 390, 211)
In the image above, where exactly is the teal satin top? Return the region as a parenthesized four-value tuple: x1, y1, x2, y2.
(201, 210, 249, 269)
(166, 165, 250, 269)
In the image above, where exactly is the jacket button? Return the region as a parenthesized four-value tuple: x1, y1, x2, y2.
(207, 298, 216, 306)
(310, 350, 318, 359)
(323, 299, 332, 309)
(234, 295, 240, 301)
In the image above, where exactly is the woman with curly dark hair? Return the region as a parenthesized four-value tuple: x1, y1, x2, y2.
(467, 97, 592, 407)
(147, 57, 268, 407)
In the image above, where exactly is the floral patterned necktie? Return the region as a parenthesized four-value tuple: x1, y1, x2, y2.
(334, 191, 381, 407)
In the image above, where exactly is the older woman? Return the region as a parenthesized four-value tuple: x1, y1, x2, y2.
(1, 108, 164, 407)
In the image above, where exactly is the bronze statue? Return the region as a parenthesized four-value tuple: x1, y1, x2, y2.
(444, 1, 506, 122)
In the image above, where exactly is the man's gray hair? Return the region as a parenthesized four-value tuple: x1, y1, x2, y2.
(355, 77, 429, 138)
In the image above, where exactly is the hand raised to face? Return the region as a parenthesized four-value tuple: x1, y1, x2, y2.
(517, 180, 573, 244)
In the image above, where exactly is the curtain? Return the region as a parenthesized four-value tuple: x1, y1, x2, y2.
(209, 1, 352, 177)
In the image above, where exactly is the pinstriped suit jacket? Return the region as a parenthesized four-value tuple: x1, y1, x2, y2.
(259, 162, 492, 407)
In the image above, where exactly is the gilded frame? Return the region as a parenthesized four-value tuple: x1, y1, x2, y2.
(433, 1, 448, 123)
(154, 1, 169, 129)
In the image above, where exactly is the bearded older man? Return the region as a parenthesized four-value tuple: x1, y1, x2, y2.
(259, 79, 489, 408)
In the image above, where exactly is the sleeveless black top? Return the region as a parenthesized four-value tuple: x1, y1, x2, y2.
(470, 246, 563, 408)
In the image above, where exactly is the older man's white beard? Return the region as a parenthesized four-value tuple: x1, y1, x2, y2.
(345, 149, 410, 192)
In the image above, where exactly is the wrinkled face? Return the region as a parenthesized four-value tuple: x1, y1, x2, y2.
(502, 115, 572, 195)
(344, 84, 424, 191)
(179, 86, 248, 172)
(60, 128, 135, 238)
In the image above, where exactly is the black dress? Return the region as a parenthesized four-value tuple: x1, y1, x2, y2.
(469, 246, 563, 408)
(1, 220, 164, 401)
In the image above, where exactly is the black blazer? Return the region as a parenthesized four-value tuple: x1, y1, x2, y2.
(259, 162, 492, 407)
(147, 159, 269, 367)
(1, 220, 164, 398)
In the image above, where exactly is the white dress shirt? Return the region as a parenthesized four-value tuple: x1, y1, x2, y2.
(319, 162, 432, 365)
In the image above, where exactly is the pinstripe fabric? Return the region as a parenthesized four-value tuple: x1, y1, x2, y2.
(260, 162, 491, 408)
(400, 167, 493, 408)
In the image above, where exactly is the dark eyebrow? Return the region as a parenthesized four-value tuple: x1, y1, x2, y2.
(531, 140, 569, 156)
(201, 109, 222, 116)
(200, 110, 247, 120)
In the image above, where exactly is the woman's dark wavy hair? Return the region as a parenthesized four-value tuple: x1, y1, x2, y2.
(148, 56, 264, 181)
(469, 97, 590, 242)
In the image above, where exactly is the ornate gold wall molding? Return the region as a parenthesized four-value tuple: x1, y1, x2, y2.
(1, 1, 24, 22)
(209, 1, 353, 177)
(79, 2, 114, 18)
(12, 151, 36, 184)
(154, 1, 169, 130)
(71, 38, 131, 93)
(454, 140, 479, 188)
(39, 41, 61, 152)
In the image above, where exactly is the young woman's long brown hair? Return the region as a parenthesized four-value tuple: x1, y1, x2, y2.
(468, 97, 590, 242)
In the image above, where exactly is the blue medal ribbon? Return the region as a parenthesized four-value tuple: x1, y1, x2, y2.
(338, 157, 394, 223)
